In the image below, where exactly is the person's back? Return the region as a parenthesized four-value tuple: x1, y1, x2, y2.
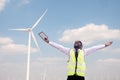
(41, 36, 112, 80)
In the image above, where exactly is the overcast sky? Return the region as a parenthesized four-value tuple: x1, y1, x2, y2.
(0, 0, 120, 80)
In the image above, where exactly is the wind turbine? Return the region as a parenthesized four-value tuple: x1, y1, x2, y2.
(9, 9, 47, 80)
(43, 67, 47, 80)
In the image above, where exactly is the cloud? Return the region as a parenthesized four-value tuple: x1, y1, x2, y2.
(35, 56, 67, 65)
(0, 37, 13, 44)
(18, 0, 30, 6)
(97, 58, 120, 63)
(0, 57, 67, 80)
(111, 48, 120, 53)
(59, 23, 120, 45)
(21, 0, 30, 5)
(1, 57, 120, 80)
(102, 47, 120, 54)
(0, 37, 38, 55)
(86, 58, 120, 80)
(0, 0, 30, 11)
(0, 56, 120, 80)
(31, 57, 67, 80)
(0, 0, 9, 12)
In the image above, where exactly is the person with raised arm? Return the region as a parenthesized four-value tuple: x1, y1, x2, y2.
(40, 34, 112, 80)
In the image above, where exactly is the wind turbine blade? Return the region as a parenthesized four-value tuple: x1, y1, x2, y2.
(8, 28, 28, 31)
(31, 31, 40, 49)
(31, 9, 48, 30)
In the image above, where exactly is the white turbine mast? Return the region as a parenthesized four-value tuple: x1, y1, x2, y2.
(9, 9, 47, 80)
(43, 68, 47, 80)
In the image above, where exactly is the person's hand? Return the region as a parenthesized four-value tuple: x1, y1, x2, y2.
(44, 38, 49, 43)
(105, 41, 113, 47)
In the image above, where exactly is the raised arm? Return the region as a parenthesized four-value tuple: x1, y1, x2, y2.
(44, 38, 70, 55)
(84, 41, 113, 56)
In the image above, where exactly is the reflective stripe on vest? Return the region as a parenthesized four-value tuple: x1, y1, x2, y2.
(67, 49, 86, 76)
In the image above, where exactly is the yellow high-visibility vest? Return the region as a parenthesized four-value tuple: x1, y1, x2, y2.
(67, 49, 86, 76)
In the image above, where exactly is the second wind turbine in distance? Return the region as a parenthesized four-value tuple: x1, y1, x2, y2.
(9, 9, 47, 80)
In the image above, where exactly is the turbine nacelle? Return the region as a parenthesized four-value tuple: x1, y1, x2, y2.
(26, 28, 32, 32)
